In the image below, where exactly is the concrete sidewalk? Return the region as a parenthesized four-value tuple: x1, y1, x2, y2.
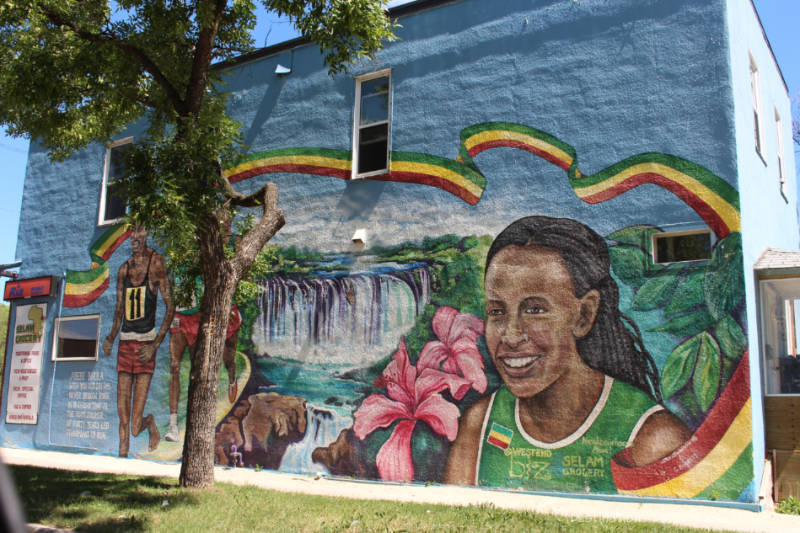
(3, 447, 800, 533)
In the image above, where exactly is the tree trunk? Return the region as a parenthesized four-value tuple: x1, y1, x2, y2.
(179, 213, 237, 488)
(178, 187, 284, 488)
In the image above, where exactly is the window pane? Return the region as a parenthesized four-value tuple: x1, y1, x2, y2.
(104, 181, 127, 221)
(103, 143, 130, 222)
(761, 279, 800, 394)
(360, 77, 389, 126)
(360, 94, 389, 125)
(360, 76, 389, 99)
(358, 123, 388, 174)
(55, 316, 100, 360)
(654, 232, 711, 263)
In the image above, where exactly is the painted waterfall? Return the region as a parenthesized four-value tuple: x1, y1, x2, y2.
(252, 260, 431, 368)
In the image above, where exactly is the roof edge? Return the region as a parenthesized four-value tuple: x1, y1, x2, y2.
(218, 0, 460, 70)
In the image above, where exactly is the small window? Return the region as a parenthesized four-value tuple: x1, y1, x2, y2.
(775, 109, 786, 187)
(352, 70, 391, 178)
(750, 56, 763, 157)
(653, 230, 712, 264)
(98, 137, 132, 225)
(52, 315, 101, 361)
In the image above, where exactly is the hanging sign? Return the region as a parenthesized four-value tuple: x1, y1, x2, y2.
(4, 276, 58, 300)
(6, 303, 47, 424)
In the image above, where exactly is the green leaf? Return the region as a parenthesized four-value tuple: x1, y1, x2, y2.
(714, 316, 747, 360)
(661, 335, 701, 399)
(704, 232, 744, 319)
(631, 269, 681, 311)
(693, 332, 721, 412)
(606, 225, 661, 248)
(664, 270, 705, 316)
(650, 309, 716, 336)
(609, 245, 653, 286)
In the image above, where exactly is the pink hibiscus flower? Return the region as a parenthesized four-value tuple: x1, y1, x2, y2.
(353, 338, 471, 482)
(417, 306, 487, 398)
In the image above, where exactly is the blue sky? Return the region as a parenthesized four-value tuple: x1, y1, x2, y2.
(0, 0, 798, 287)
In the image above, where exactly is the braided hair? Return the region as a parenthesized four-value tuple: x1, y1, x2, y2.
(485, 216, 662, 403)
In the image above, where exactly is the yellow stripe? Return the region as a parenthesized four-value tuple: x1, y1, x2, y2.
(389, 160, 484, 198)
(619, 399, 752, 498)
(225, 155, 351, 178)
(464, 130, 574, 167)
(573, 163, 741, 233)
(95, 224, 130, 258)
(65, 271, 108, 296)
(489, 431, 512, 445)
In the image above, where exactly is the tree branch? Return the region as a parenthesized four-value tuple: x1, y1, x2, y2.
(40, 7, 186, 114)
(185, 0, 227, 115)
(231, 183, 285, 278)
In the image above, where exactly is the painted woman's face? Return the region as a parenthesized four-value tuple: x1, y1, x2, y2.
(484, 244, 599, 399)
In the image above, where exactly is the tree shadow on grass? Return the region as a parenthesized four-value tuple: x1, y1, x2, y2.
(10, 465, 200, 532)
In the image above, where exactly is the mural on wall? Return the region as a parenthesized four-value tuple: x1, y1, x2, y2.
(53, 122, 752, 502)
(101, 226, 173, 457)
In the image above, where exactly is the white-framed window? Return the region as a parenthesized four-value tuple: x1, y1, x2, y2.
(652, 229, 712, 265)
(775, 108, 786, 188)
(750, 55, 763, 157)
(98, 137, 133, 226)
(352, 70, 391, 179)
(759, 277, 800, 395)
(52, 315, 101, 361)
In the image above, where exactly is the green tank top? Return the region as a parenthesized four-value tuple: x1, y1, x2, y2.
(476, 377, 659, 494)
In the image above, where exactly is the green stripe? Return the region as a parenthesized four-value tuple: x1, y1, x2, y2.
(231, 147, 351, 166)
(65, 262, 108, 284)
(89, 224, 126, 259)
(489, 422, 513, 439)
(694, 443, 754, 501)
(460, 121, 576, 156)
(569, 152, 740, 211)
(390, 151, 487, 189)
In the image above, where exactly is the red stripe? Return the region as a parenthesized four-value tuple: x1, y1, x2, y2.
(100, 229, 131, 261)
(376, 171, 480, 205)
(487, 435, 510, 449)
(468, 140, 571, 171)
(228, 164, 351, 184)
(579, 173, 730, 238)
(63, 279, 109, 308)
(611, 355, 750, 490)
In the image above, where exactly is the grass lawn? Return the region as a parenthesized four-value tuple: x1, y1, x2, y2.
(10, 465, 732, 533)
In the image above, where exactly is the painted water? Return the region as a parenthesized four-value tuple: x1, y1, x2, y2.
(252, 259, 431, 368)
(279, 403, 352, 474)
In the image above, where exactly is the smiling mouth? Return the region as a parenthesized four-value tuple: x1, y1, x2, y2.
(500, 355, 540, 370)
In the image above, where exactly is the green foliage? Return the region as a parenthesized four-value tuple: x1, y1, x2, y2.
(663, 271, 705, 316)
(704, 232, 744, 320)
(0, 0, 397, 486)
(608, 227, 746, 423)
(714, 316, 747, 360)
(608, 245, 655, 286)
(630, 264, 681, 311)
(777, 495, 800, 515)
(0, 0, 396, 300)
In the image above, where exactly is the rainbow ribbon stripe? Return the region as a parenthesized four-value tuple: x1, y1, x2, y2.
(611, 355, 753, 499)
(63, 224, 130, 308)
(224, 148, 487, 206)
(458, 123, 741, 238)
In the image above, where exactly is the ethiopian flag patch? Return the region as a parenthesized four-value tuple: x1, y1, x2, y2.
(487, 422, 513, 450)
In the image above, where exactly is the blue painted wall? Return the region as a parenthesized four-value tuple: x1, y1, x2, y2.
(726, 0, 799, 490)
(4, 0, 788, 507)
